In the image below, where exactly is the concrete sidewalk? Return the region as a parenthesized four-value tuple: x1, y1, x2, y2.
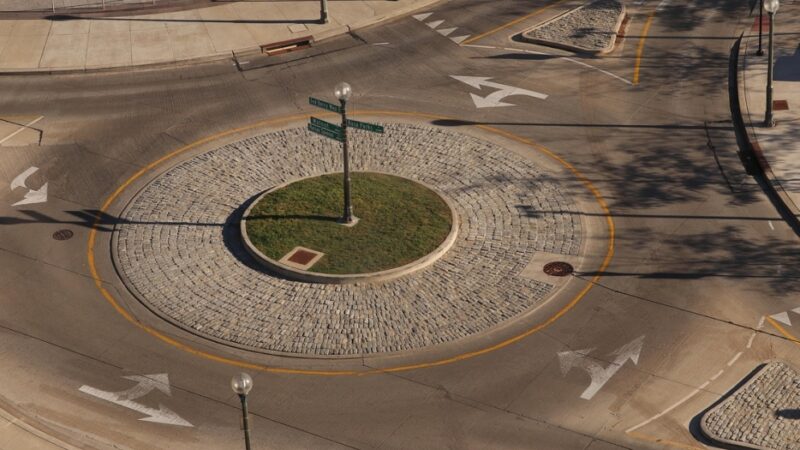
(0, 0, 437, 73)
(739, 3, 800, 226)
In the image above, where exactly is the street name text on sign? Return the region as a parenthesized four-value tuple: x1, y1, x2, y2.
(308, 123, 344, 142)
(346, 119, 384, 134)
(310, 116, 343, 134)
(309, 97, 341, 113)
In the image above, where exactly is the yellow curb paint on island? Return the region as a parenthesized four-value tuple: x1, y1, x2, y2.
(87, 110, 615, 376)
(633, 12, 655, 85)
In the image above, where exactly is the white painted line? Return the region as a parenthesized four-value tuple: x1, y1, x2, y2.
(0, 116, 43, 146)
(625, 380, 711, 433)
(758, 316, 765, 330)
(793, 307, 800, 315)
(563, 56, 633, 85)
(426, 20, 444, 29)
(709, 369, 724, 381)
(462, 43, 496, 49)
(372, 42, 390, 45)
(413, 12, 433, 21)
(727, 351, 743, 367)
(437, 27, 457, 36)
(469, 44, 632, 85)
(768, 220, 775, 230)
(557, 336, 644, 400)
(656, 0, 670, 11)
(747, 332, 757, 349)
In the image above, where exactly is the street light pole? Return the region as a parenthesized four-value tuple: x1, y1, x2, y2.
(231, 373, 253, 450)
(334, 82, 354, 224)
(757, 0, 764, 55)
(320, 0, 328, 23)
(764, 0, 779, 127)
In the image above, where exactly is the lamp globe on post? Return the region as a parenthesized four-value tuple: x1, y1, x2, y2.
(764, 0, 779, 127)
(334, 82, 355, 224)
(231, 373, 253, 450)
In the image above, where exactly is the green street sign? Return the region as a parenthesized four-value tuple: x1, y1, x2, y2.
(309, 97, 341, 113)
(308, 123, 344, 142)
(310, 116, 343, 134)
(346, 119, 384, 134)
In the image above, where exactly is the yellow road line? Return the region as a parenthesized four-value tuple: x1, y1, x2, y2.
(87, 110, 615, 376)
(633, 12, 655, 85)
(627, 431, 706, 450)
(766, 316, 800, 347)
(462, 0, 569, 45)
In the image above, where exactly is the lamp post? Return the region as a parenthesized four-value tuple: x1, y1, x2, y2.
(334, 82, 355, 224)
(764, 0, 779, 127)
(231, 373, 253, 450)
(320, 0, 328, 23)
(757, 0, 764, 55)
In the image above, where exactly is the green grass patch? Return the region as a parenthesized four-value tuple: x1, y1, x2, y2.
(245, 172, 453, 274)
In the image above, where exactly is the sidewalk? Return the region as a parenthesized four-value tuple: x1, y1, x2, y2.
(739, 3, 800, 225)
(0, 0, 437, 73)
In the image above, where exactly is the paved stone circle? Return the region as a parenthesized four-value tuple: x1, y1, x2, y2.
(114, 123, 582, 356)
(701, 361, 800, 450)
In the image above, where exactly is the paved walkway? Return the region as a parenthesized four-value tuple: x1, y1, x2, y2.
(0, 0, 436, 72)
(740, 1, 800, 226)
(113, 123, 583, 356)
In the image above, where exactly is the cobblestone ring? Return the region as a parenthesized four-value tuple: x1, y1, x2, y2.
(114, 123, 582, 356)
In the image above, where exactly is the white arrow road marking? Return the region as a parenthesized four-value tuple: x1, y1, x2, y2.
(0, 115, 43, 146)
(437, 27, 457, 36)
(558, 335, 645, 400)
(793, 307, 800, 315)
(771, 311, 792, 326)
(413, 12, 432, 21)
(450, 75, 548, 108)
(10, 166, 48, 207)
(79, 374, 192, 427)
(450, 35, 470, 44)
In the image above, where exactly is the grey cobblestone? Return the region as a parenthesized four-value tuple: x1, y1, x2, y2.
(114, 124, 582, 355)
(702, 361, 800, 450)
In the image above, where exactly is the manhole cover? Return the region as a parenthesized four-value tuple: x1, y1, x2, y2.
(52, 229, 74, 241)
(543, 261, 573, 277)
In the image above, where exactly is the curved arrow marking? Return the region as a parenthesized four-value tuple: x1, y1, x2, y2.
(450, 75, 547, 108)
(10, 166, 47, 207)
(558, 335, 645, 400)
(79, 374, 192, 427)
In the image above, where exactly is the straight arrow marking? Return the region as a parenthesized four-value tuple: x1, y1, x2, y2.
(558, 335, 644, 400)
(79, 374, 192, 427)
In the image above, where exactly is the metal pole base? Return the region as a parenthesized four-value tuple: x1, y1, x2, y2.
(338, 215, 359, 227)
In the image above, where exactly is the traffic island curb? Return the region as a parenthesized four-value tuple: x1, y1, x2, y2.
(517, 0, 626, 55)
(699, 360, 800, 450)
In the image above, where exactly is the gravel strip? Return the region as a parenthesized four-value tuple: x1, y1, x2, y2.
(521, 0, 624, 54)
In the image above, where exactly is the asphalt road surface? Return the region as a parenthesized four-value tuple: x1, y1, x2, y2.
(1, 0, 799, 449)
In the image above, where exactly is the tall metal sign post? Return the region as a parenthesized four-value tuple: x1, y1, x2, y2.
(308, 83, 385, 225)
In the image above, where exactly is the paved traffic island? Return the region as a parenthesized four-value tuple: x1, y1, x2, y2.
(701, 361, 800, 450)
(241, 171, 458, 283)
(518, 0, 625, 55)
(113, 123, 582, 356)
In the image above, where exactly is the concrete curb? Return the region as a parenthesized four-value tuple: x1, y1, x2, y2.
(735, 33, 800, 230)
(240, 171, 459, 285)
(517, 2, 626, 56)
(0, 0, 442, 75)
(698, 360, 799, 450)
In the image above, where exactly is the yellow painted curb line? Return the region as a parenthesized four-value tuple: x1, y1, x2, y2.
(462, 0, 570, 45)
(87, 110, 615, 376)
(633, 12, 655, 85)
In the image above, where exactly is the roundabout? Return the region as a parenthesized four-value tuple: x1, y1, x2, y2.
(110, 121, 588, 357)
